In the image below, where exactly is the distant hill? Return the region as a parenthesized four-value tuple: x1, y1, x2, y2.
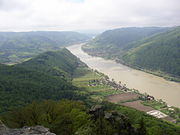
(84, 27, 168, 57)
(91, 27, 167, 48)
(83, 27, 180, 80)
(0, 31, 90, 64)
(0, 48, 84, 113)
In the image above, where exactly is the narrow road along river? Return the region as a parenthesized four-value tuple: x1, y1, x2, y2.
(67, 44, 180, 108)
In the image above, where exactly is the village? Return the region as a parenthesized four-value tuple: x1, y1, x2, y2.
(87, 70, 178, 123)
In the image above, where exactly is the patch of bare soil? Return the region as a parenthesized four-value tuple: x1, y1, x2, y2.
(106, 93, 175, 122)
(162, 116, 176, 123)
(121, 100, 154, 112)
(107, 92, 139, 103)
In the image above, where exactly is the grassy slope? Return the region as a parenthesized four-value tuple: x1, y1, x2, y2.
(73, 67, 123, 103)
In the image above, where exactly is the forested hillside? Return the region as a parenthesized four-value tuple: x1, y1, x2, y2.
(1, 100, 180, 135)
(122, 27, 180, 78)
(0, 31, 90, 64)
(0, 100, 148, 135)
(16, 48, 84, 80)
(0, 48, 83, 113)
(83, 27, 180, 80)
(83, 27, 167, 57)
(90, 27, 167, 48)
(0, 48, 179, 135)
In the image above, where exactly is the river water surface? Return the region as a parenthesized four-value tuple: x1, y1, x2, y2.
(67, 44, 180, 108)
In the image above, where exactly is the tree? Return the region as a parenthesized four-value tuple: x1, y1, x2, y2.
(137, 118, 147, 135)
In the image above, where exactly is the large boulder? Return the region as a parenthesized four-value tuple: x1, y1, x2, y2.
(0, 120, 55, 135)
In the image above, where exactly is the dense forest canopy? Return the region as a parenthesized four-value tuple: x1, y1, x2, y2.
(122, 27, 180, 77)
(0, 48, 84, 113)
(1, 100, 180, 135)
(16, 48, 83, 79)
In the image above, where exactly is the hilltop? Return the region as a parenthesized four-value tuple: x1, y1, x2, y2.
(83, 26, 180, 81)
(0, 48, 84, 113)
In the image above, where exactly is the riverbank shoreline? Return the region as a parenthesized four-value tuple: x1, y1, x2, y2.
(82, 44, 180, 83)
(67, 43, 180, 108)
(71, 60, 179, 124)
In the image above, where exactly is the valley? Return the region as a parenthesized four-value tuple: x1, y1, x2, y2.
(67, 44, 180, 108)
(83, 27, 180, 82)
(70, 50, 179, 123)
(0, 30, 179, 135)
(1, 0, 180, 134)
(0, 43, 179, 134)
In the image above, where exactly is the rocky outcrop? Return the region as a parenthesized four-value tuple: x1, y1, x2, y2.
(0, 120, 55, 135)
(89, 105, 136, 134)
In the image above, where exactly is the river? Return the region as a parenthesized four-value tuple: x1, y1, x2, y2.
(67, 44, 180, 108)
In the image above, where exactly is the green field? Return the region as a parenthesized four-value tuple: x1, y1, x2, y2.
(73, 66, 180, 124)
(73, 67, 123, 102)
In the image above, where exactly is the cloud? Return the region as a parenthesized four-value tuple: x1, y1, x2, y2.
(0, 0, 30, 11)
(0, 0, 179, 31)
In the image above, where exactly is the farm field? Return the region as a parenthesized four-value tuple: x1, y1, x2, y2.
(107, 93, 139, 103)
(73, 66, 178, 123)
(73, 67, 123, 102)
(121, 100, 154, 112)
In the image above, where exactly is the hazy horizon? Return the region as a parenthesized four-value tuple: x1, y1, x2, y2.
(0, 0, 180, 32)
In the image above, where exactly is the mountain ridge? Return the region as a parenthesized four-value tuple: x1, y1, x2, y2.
(82, 26, 180, 81)
(0, 31, 90, 64)
(0, 48, 84, 113)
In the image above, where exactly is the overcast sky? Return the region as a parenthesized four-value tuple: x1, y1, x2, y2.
(0, 0, 180, 32)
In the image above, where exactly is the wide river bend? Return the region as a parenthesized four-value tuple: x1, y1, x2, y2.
(67, 44, 180, 108)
